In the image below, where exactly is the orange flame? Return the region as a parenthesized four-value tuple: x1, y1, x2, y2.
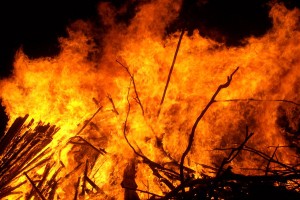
(1, 1, 300, 199)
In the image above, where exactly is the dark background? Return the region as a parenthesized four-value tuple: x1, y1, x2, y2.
(0, 0, 299, 132)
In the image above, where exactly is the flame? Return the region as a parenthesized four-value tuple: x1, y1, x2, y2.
(1, 1, 300, 199)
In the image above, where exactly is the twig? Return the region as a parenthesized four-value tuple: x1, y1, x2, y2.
(24, 172, 46, 200)
(179, 67, 239, 184)
(74, 177, 81, 200)
(265, 145, 279, 176)
(0, 181, 26, 199)
(123, 82, 179, 190)
(116, 60, 145, 115)
(162, 171, 300, 200)
(107, 94, 119, 115)
(215, 98, 300, 106)
(69, 136, 106, 155)
(27, 163, 52, 200)
(63, 163, 83, 180)
(75, 106, 103, 136)
(47, 181, 57, 200)
(123, 83, 139, 157)
(21, 149, 52, 173)
(243, 145, 296, 173)
(216, 127, 254, 177)
(85, 176, 100, 192)
(148, 164, 176, 190)
(158, 29, 185, 116)
(122, 186, 163, 198)
(81, 160, 89, 196)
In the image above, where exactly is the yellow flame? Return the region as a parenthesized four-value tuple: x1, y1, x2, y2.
(1, 1, 300, 199)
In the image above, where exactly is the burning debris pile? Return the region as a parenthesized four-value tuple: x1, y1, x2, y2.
(1, 73, 300, 199)
(1, 0, 300, 199)
(0, 115, 60, 199)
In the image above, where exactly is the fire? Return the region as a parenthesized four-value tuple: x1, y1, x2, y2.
(1, 0, 300, 199)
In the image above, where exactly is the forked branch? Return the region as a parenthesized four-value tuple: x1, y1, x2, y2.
(179, 67, 239, 183)
(116, 60, 145, 116)
(123, 82, 179, 192)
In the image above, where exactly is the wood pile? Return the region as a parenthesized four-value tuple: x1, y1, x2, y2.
(1, 70, 300, 199)
(0, 115, 59, 199)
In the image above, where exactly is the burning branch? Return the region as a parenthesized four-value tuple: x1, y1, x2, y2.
(117, 59, 145, 116)
(158, 29, 185, 116)
(216, 126, 254, 177)
(75, 106, 103, 136)
(24, 172, 46, 200)
(81, 160, 89, 196)
(215, 98, 300, 106)
(179, 67, 239, 184)
(69, 136, 106, 155)
(161, 123, 300, 199)
(265, 145, 279, 176)
(122, 187, 163, 199)
(107, 94, 119, 115)
(74, 177, 81, 200)
(71, 160, 101, 199)
(123, 83, 180, 194)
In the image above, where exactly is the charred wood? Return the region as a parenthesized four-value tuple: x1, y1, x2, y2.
(0, 115, 59, 199)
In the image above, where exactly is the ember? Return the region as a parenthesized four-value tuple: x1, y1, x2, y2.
(1, 0, 300, 199)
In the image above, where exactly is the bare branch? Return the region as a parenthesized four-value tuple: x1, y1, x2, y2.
(116, 59, 145, 116)
(158, 29, 185, 116)
(122, 186, 163, 198)
(69, 136, 106, 155)
(123, 81, 179, 190)
(85, 176, 101, 192)
(81, 160, 89, 196)
(75, 106, 103, 136)
(265, 145, 279, 176)
(24, 172, 46, 200)
(216, 127, 254, 177)
(180, 67, 239, 184)
(107, 94, 119, 115)
(73, 177, 81, 200)
(215, 98, 300, 106)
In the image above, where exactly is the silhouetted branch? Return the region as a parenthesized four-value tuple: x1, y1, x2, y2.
(216, 126, 254, 177)
(81, 160, 89, 196)
(243, 145, 297, 173)
(158, 29, 185, 116)
(74, 177, 81, 200)
(107, 94, 119, 115)
(215, 98, 300, 106)
(179, 67, 239, 184)
(69, 136, 106, 155)
(122, 186, 163, 198)
(24, 172, 46, 200)
(85, 176, 101, 192)
(123, 82, 180, 191)
(75, 106, 103, 136)
(116, 59, 145, 116)
(266, 145, 279, 176)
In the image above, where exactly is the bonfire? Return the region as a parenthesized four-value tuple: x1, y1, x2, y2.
(1, 1, 300, 199)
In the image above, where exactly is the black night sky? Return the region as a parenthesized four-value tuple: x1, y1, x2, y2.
(0, 0, 299, 132)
